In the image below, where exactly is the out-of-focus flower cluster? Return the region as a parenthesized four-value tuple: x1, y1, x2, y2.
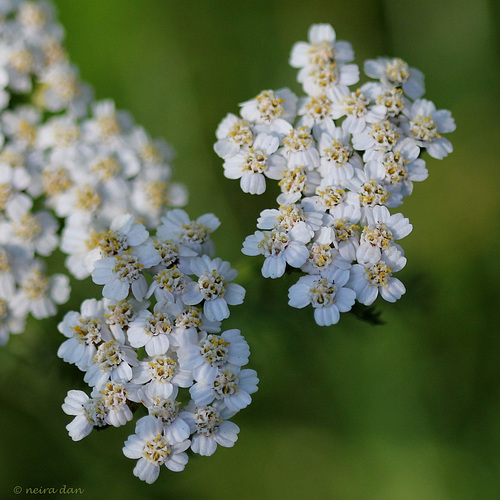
(215, 23, 455, 326)
(61, 210, 258, 484)
(0, 0, 186, 345)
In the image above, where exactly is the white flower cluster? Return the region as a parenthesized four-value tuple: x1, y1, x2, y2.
(215, 23, 455, 326)
(0, 0, 187, 344)
(60, 210, 258, 484)
(56, 99, 188, 280)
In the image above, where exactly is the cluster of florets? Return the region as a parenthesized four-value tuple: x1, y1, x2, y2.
(0, 0, 186, 344)
(60, 210, 258, 484)
(215, 23, 455, 326)
(55, 99, 188, 280)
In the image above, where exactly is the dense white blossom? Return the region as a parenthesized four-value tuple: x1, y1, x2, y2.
(58, 209, 256, 484)
(215, 22, 454, 327)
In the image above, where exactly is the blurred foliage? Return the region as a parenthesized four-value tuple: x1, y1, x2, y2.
(1, 0, 500, 498)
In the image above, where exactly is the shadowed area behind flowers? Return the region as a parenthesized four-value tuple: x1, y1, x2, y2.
(1, 0, 499, 498)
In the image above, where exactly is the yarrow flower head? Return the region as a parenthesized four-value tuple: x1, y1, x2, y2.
(215, 22, 455, 327)
(59, 210, 257, 484)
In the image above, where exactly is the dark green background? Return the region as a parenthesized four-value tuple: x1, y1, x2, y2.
(1, 1, 499, 498)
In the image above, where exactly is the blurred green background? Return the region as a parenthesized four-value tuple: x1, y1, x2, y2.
(1, 0, 500, 498)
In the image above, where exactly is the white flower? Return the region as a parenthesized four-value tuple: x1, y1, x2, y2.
(10, 264, 69, 319)
(356, 205, 412, 265)
(291, 24, 359, 97)
(317, 123, 362, 183)
(288, 267, 355, 326)
(402, 99, 455, 159)
(0, 40, 40, 92)
(84, 339, 138, 388)
(242, 229, 309, 278)
(190, 366, 259, 412)
(132, 353, 192, 399)
(370, 138, 427, 197)
(0, 201, 59, 258)
(364, 57, 425, 99)
(177, 329, 250, 383)
(277, 123, 319, 169)
(82, 99, 133, 145)
(1, 104, 41, 148)
(103, 297, 149, 342)
(62, 390, 107, 442)
(0, 245, 26, 299)
(361, 82, 406, 118)
(299, 64, 359, 100)
(223, 133, 286, 195)
(40, 162, 74, 210)
(0, 297, 25, 346)
(92, 252, 148, 302)
(60, 215, 105, 279)
(290, 24, 354, 68)
(127, 309, 175, 357)
(148, 266, 190, 303)
(240, 88, 297, 125)
(36, 114, 81, 154)
(84, 213, 158, 273)
(276, 165, 320, 205)
(180, 404, 239, 456)
(123, 416, 190, 483)
(352, 120, 401, 161)
(0, 142, 36, 190)
(129, 126, 175, 165)
(38, 63, 92, 117)
(348, 246, 407, 305)
(214, 113, 254, 159)
(139, 392, 191, 444)
(296, 95, 337, 132)
(53, 182, 102, 218)
(16, 1, 59, 42)
(157, 209, 220, 256)
(84, 147, 140, 184)
(318, 204, 361, 262)
(257, 203, 323, 242)
(98, 380, 134, 427)
(182, 256, 245, 322)
(57, 298, 113, 371)
(169, 301, 222, 337)
(328, 86, 386, 134)
(305, 183, 360, 215)
(0, 163, 31, 215)
(130, 175, 188, 228)
(345, 166, 394, 214)
(301, 241, 352, 274)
